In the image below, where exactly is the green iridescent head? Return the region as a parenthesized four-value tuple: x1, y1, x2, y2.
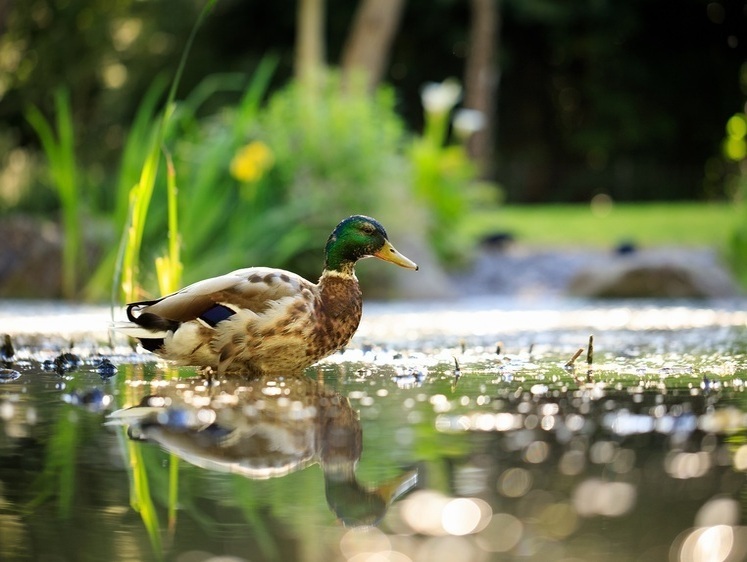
(324, 215, 418, 274)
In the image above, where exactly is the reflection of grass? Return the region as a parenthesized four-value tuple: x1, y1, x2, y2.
(465, 202, 736, 248)
(26, 403, 79, 518)
(117, 365, 163, 560)
(126, 440, 163, 557)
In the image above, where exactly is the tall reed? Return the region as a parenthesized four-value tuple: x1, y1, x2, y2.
(155, 152, 182, 296)
(26, 89, 81, 299)
(117, 0, 218, 302)
(84, 79, 168, 301)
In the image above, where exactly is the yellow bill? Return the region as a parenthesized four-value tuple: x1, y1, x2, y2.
(373, 240, 419, 270)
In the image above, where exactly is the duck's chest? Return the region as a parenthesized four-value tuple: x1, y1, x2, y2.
(309, 277, 363, 356)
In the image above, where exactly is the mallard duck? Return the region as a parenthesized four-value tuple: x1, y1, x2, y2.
(115, 215, 418, 374)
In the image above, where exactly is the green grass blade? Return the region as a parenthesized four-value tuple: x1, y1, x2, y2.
(114, 365, 164, 560)
(155, 150, 182, 296)
(166, 0, 219, 113)
(115, 77, 169, 225)
(25, 88, 81, 299)
(235, 55, 278, 125)
(120, 124, 162, 302)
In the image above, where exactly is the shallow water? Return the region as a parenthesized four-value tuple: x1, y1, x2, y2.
(1, 297, 747, 561)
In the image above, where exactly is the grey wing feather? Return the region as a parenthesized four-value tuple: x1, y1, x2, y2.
(136, 268, 314, 323)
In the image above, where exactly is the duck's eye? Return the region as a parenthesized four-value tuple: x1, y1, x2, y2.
(360, 223, 376, 235)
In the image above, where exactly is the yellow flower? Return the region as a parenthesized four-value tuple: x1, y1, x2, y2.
(230, 141, 274, 183)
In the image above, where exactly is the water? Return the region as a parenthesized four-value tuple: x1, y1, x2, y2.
(1, 297, 747, 561)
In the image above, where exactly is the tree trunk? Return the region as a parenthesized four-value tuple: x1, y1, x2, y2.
(296, 0, 326, 88)
(341, 0, 406, 92)
(464, 0, 500, 179)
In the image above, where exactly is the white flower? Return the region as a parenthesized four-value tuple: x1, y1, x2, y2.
(421, 79, 462, 114)
(453, 109, 486, 138)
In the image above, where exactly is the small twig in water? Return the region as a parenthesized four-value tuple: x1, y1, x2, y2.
(564, 348, 584, 368)
(586, 335, 594, 383)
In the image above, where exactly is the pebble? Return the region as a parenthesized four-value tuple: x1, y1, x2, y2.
(0, 368, 21, 382)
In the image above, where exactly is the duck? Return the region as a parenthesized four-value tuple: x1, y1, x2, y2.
(114, 215, 418, 375)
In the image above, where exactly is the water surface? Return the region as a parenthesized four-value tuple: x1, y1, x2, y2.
(1, 297, 747, 561)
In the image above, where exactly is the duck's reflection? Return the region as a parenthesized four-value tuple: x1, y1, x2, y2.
(110, 374, 417, 526)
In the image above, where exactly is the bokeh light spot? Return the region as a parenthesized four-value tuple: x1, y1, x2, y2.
(476, 513, 523, 553)
(497, 467, 533, 498)
(695, 497, 740, 527)
(441, 498, 482, 536)
(678, 525, 735, 562)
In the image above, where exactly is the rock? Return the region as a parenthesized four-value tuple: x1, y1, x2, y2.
(0, 216, 65, 298)
(450, 245, 594, 297)
(567, 248, 741, 299)
(453, 244, 742, 299)
(0, 215, 106, 299)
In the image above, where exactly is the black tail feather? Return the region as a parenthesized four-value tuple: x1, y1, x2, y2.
(139, 338, 165, 352)
(126, 299, 161, 322)
(127, 301, 180, 333)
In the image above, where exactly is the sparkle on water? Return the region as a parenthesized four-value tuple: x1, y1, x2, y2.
(1, 296, 747, 561)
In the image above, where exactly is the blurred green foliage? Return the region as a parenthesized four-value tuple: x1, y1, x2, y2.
(723, 64, 747, 286)
(2, 0, 747, 299)
(25, 49, 480, 301)
(2, 0, 745, 213)
(250, 73, 414, 278)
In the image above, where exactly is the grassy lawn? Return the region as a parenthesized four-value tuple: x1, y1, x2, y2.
(465, 202, 739, 248)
